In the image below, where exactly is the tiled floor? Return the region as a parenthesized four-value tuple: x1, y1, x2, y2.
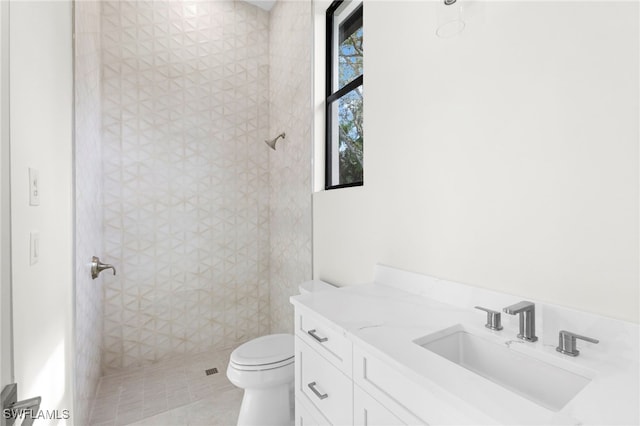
(89, 348, 243, 425)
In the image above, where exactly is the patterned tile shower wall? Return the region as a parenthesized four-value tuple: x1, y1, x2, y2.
(74, 1, 104, 423)
(101, 0, 271, 373)
(268, 1, 313, 333)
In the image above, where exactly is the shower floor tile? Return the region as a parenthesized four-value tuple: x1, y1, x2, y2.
(89, 347, 242, 425)
(125, 387, 243, 426)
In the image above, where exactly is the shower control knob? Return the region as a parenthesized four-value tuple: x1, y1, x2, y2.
(91, 256, 116, 279)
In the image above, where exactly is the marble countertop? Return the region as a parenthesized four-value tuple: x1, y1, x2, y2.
(290, 274, 639, 425)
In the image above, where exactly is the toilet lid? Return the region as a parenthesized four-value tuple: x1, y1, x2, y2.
(230, 334, 294, 367)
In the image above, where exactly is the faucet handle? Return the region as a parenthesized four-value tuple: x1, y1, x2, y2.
(91, 256, 117, 279)
(556, 330, 599, 357)
(474, 306, 503, 331)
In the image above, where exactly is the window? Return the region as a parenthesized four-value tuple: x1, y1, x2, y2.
(326, 1, 363, 189)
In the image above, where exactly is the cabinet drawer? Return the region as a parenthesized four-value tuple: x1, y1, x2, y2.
(296, 397, 330, 426)
(295, 307, 352, 376)
(353, 346, 445, 425)
(354, 384, 405, 426)
(296, 337, 353, 425)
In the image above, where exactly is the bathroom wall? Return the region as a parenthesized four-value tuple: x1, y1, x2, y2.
(101, 1, 271, 372)
(268, 1, 313, 333)
(0, 0, 12, 390)
(74, 1, 104, 423)
(313, 1, 639, 323)
(9, 0, 75, 420)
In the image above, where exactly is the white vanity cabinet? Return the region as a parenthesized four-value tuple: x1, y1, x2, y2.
(295, 395, 328, 426)
(295, 306, 352, 376)
(294, 307, 353, 425)
(354, 345, 436, 425)
(353, 385, 406, 425)
(292, 269, 640, 426)
(293, 307, 427, 425)
(295, 337, 352, 425)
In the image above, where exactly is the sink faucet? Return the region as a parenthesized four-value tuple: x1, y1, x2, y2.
(503, 301, 538, 342)
(556, 330, 599, 357)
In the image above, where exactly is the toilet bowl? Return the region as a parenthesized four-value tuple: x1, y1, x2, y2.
(227, 280, 336, 425)
(227, 333, 295, 426)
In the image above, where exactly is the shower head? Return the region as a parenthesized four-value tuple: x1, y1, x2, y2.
(265, 132, 286, 150)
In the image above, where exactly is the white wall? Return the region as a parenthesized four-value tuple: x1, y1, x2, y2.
(313, 1, 639, 323)
(0, 0, 13, 390)
(10, 1, 74, 422)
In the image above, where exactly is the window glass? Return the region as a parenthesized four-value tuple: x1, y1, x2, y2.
(326, 1, 363, 189)
(332, 85, 363, 185)
(338, 11, 363, 89)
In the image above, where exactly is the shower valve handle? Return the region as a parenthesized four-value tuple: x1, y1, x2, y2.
(91, 256, 116, 279)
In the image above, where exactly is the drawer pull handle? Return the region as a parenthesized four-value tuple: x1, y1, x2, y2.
(308, 329, 328, 343)
(308, 382, 328, 400)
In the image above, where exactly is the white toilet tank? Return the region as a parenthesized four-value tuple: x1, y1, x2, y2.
(298, 279, 337, 295)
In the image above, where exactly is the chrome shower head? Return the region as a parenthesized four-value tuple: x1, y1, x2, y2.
(265, 132, 286, 150)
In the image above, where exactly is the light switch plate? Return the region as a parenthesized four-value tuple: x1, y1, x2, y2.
(30, 231, 39, 265)
(29, 168, 39, 206)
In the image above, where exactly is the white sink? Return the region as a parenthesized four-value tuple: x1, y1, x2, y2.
(414, 325, 591, 411)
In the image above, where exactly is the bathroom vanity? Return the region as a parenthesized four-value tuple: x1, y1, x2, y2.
(290, 265, 639, 425)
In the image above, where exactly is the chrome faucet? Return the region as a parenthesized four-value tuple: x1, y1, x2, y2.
(503, 301, 538, 342)
(474, 306, 503, 330)
(556, 330, 599, 357)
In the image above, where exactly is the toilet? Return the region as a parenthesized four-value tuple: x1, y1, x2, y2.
(227, 280, 336, 426)
(227, 333, 295, 426)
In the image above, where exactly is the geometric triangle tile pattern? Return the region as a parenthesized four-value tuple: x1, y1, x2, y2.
(268, 1, 313, 334)
(75, 1, 105, 423)
(99, 0, 313, 374)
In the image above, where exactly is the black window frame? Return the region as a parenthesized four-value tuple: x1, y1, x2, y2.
(325, 0, 364, 190)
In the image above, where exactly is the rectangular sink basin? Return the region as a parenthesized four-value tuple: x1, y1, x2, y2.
(414, 325, 591, 411)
